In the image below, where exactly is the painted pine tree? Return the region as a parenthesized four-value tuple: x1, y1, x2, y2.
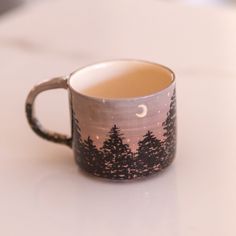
(162, 89, 176, 167)
(72, 110, 84, 166)
(135, 130, 164, 176)
(101, 125, 133, 179)
(83, 136, 102, 176)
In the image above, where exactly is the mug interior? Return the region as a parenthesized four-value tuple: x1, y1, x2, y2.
(69, 60, 174, 99)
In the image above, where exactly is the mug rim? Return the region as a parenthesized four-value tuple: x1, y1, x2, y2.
(67, 59, 175, 102)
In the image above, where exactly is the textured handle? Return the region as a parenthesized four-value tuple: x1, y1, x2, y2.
(25, 77, 72, 147)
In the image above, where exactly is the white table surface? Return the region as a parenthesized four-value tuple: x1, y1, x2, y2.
(0, 1, 236, 235)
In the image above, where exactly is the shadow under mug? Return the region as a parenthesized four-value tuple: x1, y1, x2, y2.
(26, 59, 176, 180)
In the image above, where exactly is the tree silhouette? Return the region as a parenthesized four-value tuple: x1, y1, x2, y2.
(101, 125, 134, 179)
(83, 136, 102, 175)
(71, 92, 177, 179)
(162, 89, 176, 167)
(72, 110, 84, 166)
(135, 130, 164, 176)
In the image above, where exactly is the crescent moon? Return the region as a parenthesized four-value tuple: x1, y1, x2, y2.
(136, 104, 148, 118)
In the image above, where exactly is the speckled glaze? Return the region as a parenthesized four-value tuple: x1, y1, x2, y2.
(25, 77, 72, 147)
(26, 60, 176, 180)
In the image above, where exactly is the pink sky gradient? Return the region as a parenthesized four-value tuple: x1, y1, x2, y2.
(73, 84, 175, 152)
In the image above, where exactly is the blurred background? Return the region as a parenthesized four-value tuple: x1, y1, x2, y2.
(0, 0, 236, 236)
(0, 0, 236, 16)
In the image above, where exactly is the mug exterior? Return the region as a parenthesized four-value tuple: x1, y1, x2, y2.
(69, 76, 176, 180)
(25, 59, 176, 181)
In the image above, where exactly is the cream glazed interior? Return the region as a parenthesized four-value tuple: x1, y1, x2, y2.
(69, 60, 174, 99)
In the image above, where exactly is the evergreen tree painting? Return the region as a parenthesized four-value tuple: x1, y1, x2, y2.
(162, 89, 176, 167)
(83, 136, 102, 175)
(101, 125, 134, 179)
(72, 111, 84, 166)
(135, 131, 164, 176)
(71, 86, 177, 180)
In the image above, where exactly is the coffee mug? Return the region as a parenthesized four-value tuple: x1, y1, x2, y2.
(26, 60, 176, 180)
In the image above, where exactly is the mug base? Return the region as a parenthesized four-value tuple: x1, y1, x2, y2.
(75, 153, 176, 181)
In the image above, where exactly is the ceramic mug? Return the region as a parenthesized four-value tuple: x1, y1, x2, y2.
(26, 60, 176, 180)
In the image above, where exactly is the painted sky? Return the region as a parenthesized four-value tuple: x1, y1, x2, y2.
(72, 84, 175, 152)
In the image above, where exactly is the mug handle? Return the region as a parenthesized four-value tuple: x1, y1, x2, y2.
(25, 77, 72, 147)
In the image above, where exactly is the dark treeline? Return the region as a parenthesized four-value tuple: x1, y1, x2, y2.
(73, 89, 176, 179)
